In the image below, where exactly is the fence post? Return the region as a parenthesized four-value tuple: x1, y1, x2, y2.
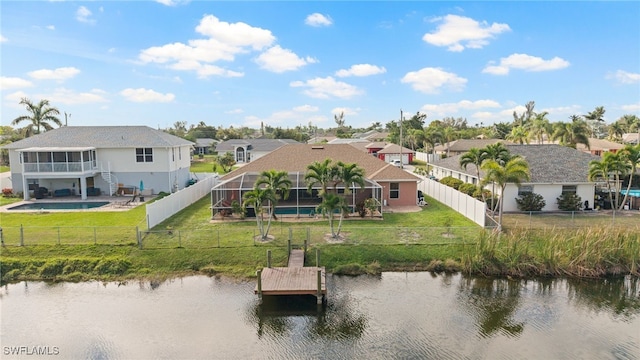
(288, 227, 292, 243)
(316, 248, 320, 267)
(288, 238, 291, 255)
(136, 226, 142, 249)
(20, 224, 24, 246)
(316, 269, 322, 305)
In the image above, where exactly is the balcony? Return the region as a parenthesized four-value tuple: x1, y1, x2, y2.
(23, 160, 97, 174)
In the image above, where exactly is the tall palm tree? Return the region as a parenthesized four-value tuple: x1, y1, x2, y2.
(459, 148, 485, 185)
(480, 142, 512, 212)
(618, 144, 640, 210)
(512, 101, 536, 127)
(481, 156, 531, 229)
(242, 186, 277, 240)
(505, 125, 530, 144)
(422, 127, 444, 161)
(552, 116, 590, 149)
(11, 98, 62, 137)
(442, 126, 458, 157)
(255, 169, 292, 221)
(304, 159, 337, 196)
(584, 106, 606, 138)
(529, 112, 551, 144)
(607, 122, 625, 142)
(588, 152, 630, 211)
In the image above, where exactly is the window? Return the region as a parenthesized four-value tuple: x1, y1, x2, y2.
(518, 185, 533, 196)
(562, 185, 577, 194)
(136, 148, 153, 163)
(390, 183, 399, 199)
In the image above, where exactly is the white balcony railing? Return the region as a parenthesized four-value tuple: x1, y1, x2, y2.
(23, 160, 96, 174)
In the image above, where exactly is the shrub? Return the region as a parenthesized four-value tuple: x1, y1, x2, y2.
(2, 188, 13, 196)
(516, 192, 546, 211)
(458, 183, 477, 196)
(439, 176, 463, 190)
(557, 192, 582, 211)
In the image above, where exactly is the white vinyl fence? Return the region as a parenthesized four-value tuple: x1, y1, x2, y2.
(415, 151, 441, 163)
(145, 174, 219, 229)
(418, 176, 486, 227)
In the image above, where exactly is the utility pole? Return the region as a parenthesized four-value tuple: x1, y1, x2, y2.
(399, 109, 403, 169)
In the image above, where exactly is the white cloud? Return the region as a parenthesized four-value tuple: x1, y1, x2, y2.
(48, 88, 108, 104)
(621, 103, 640, 113)
(255, 46, 317, 73)
(331, 107, 359, 116)
(609, 70, 640, 84)
(423, 14, 510, 52)
(155, 0, 191, 6)
(401, 67, 467, 94)
(0, 34, 7, 42)
(290, 76, 363, 99)
(335, 64, 386, 77)
(120, 88, 175, 103)
(305, 13, 333, 27)
(420, 99, 501, 116)
(46, 25, 55, 30)
(5, 91, 29, 104)
(28, 67, 81, 81)
(293, 105, 319, 112)
(76, 6, 96, 24)
(225, 108, 244, 114)
(0, 77, 33, 90)
(483, 53, 570, 75)
(139, 14, 275, 77)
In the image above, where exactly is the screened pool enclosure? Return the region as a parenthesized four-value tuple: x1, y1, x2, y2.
(211, 171, 383, 218)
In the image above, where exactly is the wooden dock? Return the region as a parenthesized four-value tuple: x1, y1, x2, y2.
(256, 249, 326, 304)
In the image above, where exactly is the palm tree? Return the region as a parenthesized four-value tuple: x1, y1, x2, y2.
(607, 122, 625, 142)
(480, 142, 512, 212)
(552, 116, 590, 149)
(315, 193, 348, 239)
(505, 125, 530, 144)
(442, 127, 458, 157)
(242, 186, 277, 240)
(481, 156, 531, 229)
(584, 106, 606, 138)
(618, 144, 640, 210)
(512, 101, 536, 127)
(588, 152, 630, 211)
(304, 159, 337, 196)
(255, 169, 292, 221)
(422, 127, 444, 162)
(11, 98, 62, 137)
(459, 148, 485, 185)
(529, 112, 551, 144)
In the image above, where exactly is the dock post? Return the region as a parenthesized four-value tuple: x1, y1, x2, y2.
(267, 250, 272, 268)
(257, 269, 263, 302)
(316, 248, 320, 267)
(288, 238, 291, 255)
(316, 269, 322, 305)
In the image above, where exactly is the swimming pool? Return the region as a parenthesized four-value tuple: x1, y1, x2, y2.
(621, 190, 640, 197)
(8, 201, 110, 211)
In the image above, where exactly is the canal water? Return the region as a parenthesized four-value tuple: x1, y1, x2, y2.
(1, 273, 638, 359)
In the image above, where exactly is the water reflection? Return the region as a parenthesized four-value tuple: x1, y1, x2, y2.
(457, 277, 524, 338)
(567, 276, 640, 320)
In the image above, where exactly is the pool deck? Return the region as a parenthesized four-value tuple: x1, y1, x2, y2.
(0, 195, 154, 212)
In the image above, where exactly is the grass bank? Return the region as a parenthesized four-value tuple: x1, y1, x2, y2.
(1, 196, 639, 283)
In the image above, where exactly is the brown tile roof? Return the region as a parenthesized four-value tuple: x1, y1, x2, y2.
(576, 138, 625, 152)
(222, 144, 420, 182)
(377, 143, 415, 154)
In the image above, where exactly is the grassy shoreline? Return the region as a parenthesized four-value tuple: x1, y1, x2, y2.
(1, 196, 639, 284)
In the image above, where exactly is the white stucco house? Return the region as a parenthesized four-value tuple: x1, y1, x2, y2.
(214, 139, 299, 163)
(430, 144, 602, 212)
(2, 126, 194, 200)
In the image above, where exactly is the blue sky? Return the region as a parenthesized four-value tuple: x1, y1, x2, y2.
(1, 1, 639, 131)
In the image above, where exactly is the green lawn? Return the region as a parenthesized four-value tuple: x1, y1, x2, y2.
(0, 166, 9, 173)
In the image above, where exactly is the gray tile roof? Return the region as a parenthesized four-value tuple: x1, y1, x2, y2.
(215, 138, 299, 152)
(432, 144, 602, 183)
(3, 126, 193, 149)
(195, 138, 218, 147)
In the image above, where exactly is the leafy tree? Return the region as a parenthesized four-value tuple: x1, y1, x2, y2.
(216, 152, 236, 172)
(491, 122, 513, 140)
(315, 193, 348, 239)
(588, 152, 629, 211)
(481, 156, 531, 229)
(516, 192, 546, 211)
(11, 98, 62, 137)
(506, 125, 530, 144)
(556, 192, 583, 211)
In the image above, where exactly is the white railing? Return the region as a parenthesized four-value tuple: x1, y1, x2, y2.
(23, 161, 95, 173)
(417, 176, 486, 227)
(145, 175, 219, 229)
